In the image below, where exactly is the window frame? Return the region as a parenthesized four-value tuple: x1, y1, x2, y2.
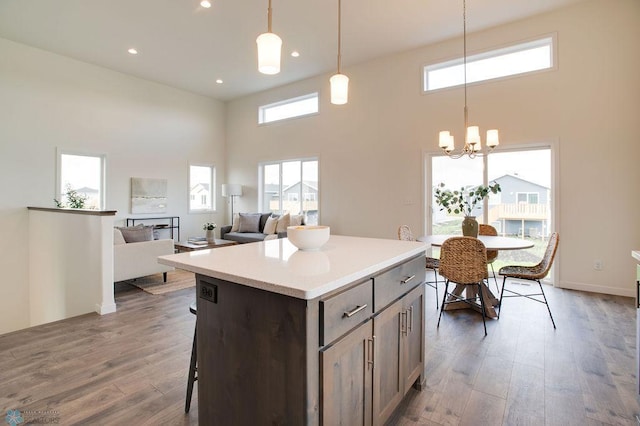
(258, 157, 319, 224)
(423, 34, 556, 93)
(56, 148, 106, 210)
(258, 92, 319, 125)
(188, 163, 216, 213)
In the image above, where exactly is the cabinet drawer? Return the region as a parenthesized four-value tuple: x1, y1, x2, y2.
(374, 256, 424, 312)
(320, 279, 373, 346)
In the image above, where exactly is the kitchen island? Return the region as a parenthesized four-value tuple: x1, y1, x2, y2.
(159, 235, 427, 425)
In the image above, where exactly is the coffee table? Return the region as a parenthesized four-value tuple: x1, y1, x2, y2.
(175, 239, 238, 252)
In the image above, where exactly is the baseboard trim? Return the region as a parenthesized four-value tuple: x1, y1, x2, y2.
(95, 302, 117, 315)
(557, 280, 634, 298)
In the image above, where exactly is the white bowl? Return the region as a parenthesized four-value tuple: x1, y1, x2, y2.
(287, 225, 330, 251)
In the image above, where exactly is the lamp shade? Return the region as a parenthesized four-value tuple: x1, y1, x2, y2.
(330, 73, 349, 105)
(221, 184, 242, 197)
(256, 32, 282, 75)
(486, 129, 500, 148)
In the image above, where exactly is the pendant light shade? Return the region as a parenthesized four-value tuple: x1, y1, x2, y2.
(257, 0, 281, 75)
(330, 0, 348, 105)
(256, 32, 282, 75)
(330, 73, 349, 105)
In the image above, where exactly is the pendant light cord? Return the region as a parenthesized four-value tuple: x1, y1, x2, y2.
(267, 0, 273, 32)
(463, 0, 468, 137)
(337, 0, 342, 73)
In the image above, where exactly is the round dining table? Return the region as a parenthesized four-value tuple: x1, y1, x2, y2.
(417, 234, 534, 319)
(418, 234, 534, 250)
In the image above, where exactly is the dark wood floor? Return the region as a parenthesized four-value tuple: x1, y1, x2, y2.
(1, 274, 639, 425)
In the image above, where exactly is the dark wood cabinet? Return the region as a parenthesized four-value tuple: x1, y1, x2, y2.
(195, 253, 425, 425)
(321, 320, 373, 426)
(372, 284, 425, 425)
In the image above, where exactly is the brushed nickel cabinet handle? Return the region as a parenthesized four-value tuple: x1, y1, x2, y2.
(368, 336, 375, 369)
(343, 304, 368, 318)
(401, 274, 416, 284)
(408, 306, 414, 333)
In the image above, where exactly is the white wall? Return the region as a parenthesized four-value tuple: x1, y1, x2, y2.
(226, 0, 640, 297)
(0, 38, 226, 334)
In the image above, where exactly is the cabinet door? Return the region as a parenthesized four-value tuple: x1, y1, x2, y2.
(321, 320, 373, 426)
(372, 299, 403, 426)
(402, 284, 425, 394)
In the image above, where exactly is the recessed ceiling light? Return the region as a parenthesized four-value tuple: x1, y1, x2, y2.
(200, 1, 211, 8)
(216, 79, 223, 84)
(127, 48, 138, 55)
(291, 51, 300, 58)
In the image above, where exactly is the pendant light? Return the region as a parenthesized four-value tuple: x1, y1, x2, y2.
(438, 0, 499, 158)
(256, 0, 282, 75)
(330, 0, 349, 105)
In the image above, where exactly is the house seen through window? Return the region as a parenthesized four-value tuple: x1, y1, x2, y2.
(189, 164, 215, 212)
(57, 151, 105, 209)
(260, 158, 319, 225)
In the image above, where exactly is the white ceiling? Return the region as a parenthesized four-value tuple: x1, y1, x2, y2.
(0, 0, 587, 101)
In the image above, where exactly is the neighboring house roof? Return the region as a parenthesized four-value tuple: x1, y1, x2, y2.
(75, 186, 99, 194)
(493, 174, 549, 190)
(283, 181, 318, 193)
(191, 183, 210, 193)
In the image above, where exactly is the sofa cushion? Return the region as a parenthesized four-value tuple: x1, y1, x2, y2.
(290, 214, 304, 227)
(263, 216, 278, 234)
(230, 213, 240, 232)
(238, 213, 261, 233)
(276, 213, 290, 233)
(118, 225, 154, 243)
(114, 228, 127, 245)
(223, 232, 267, 244)
(259, 212, 272, 232)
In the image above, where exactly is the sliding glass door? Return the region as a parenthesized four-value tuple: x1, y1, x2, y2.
(427, 145, 554, 281)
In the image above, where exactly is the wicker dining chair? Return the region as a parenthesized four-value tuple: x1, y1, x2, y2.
(398, 225, 440, 308)
(498, 233, 559, 329)
(479, 224, 500, 293)
(437, 237, 490, 335)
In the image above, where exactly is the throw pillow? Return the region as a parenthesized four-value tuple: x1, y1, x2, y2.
(275, 213, 290, 233)
(290, 214, 304, 227)
(230, 213, 240, 232)
(237, 213, 261, 233)
(113, 228, 127, 245)
(263, 216, 278, 234)
(118, 225, 154, 243)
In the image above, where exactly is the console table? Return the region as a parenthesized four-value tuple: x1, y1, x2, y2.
(126, 216, 180, 241)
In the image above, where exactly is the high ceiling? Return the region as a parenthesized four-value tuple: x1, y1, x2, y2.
(0, 0, 587, 101)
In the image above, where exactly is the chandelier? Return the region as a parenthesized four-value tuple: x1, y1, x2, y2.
(438, 0, 499, 158)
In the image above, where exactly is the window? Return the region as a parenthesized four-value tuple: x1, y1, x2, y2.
(517, 192, 539, 204)
(423, 36, 554, 92)
(259, 158, 319, 225)
(258, 93, 319, 124)
(189, 164, 215, 212)
(426, 147, 555, 282)
(56, 150, 105, 209)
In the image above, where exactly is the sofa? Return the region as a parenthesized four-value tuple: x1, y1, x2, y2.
(221, 212, 304, 244)
(113, 226, 174, 282)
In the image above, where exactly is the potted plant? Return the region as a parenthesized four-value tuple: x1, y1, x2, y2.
(434, 182, 501, 237)
(203, 222, 217, 242)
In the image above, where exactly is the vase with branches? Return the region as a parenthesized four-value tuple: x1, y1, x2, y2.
(434, 182, 501, 237)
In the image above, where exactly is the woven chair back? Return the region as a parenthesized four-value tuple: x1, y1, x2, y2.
(537, 232, 559, 277)
(439, 237, 488, 284)
(478, 224, 499, 262)
(398, 225, 415, 241)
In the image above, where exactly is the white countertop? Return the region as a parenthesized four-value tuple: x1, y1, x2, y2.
(158, 235, 425, 300)
(633, 250, 640, 262)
